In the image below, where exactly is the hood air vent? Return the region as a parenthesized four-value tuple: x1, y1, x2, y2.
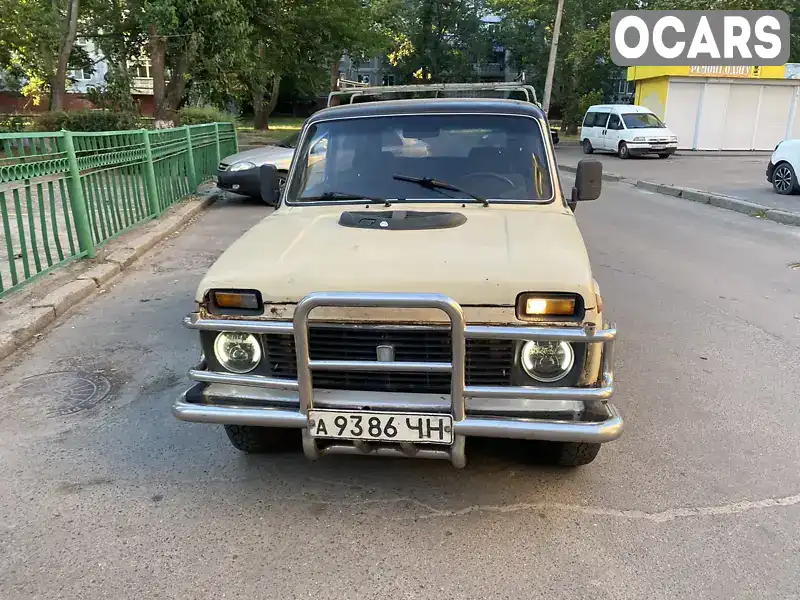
(338, 210, 467, 230)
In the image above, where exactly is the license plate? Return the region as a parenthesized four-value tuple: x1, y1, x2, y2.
(651, 144, 666, 149)
(308, 410, 454, 445)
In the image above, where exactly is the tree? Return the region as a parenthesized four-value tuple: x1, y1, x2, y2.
(143, 0, 252, 121)
(236, 0, 388, 130)
(0, 0, 89, 109)
(81, 0, 149, 113)
(378, 0, 493, 84)
(492, 0, 636, 126)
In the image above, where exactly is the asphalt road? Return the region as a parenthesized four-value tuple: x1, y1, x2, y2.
(2, 179, 799, 599)
(556, 143, 800, 214)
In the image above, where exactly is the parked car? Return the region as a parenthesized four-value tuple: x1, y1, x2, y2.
(581, 104, 678, 159)
(173, 98, 623, 469)
(216, 131, 300, 204)
(766, 139, 800, 195)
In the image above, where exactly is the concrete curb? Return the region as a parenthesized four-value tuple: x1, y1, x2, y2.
(0, 194, 217, 362)
(559, 163, 799, 227)
(633, 179, 790, 222)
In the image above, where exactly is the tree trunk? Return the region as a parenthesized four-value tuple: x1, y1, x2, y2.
(253, 86, 266, 130)
(164, 35, 198, 118)
(149, 24, 168, 121)
(254, 76, 281, 131)
(49, 0, 80, 112)
(330, 59, 340, 92)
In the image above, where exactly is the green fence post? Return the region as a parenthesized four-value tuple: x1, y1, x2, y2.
(214, 122, 221, 167)
(61, 130, 95, 258)
(183, 125, 198, 189)
(141, 129, 161, 216)
(233, 122, 239, 153)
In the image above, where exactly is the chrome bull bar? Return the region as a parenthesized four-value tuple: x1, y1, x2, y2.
(174, 291, 622, 467)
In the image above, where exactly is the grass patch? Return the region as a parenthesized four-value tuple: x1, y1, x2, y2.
(237, 116, 305, 146)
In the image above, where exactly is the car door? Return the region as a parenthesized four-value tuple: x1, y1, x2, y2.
(605, 113, 623, 152)
(592, 112, 610, 151)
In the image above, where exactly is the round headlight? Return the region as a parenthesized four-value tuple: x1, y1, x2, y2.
(520, 340, 574, 383)
(229, 161, 256, 172)
(213, 332, 262, 373)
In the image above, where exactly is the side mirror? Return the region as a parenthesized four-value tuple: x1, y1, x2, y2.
(259, 164, 280, 204)
(571, 159, 602, 204)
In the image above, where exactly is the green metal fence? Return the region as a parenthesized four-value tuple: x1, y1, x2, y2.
(0, 122, 237, 297)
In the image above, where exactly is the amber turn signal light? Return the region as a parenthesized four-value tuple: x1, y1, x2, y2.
(516, 293, 579, 320)
(211, 290, 261, 310)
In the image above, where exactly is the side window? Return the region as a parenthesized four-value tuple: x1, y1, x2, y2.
(310, 136, 328, 157)
(301, 134, 329, 189)
(594, 112, 610, 128)
(608, 114, 622, 130)
(583, 112, 596, 128)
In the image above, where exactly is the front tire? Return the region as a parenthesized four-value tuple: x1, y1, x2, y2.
(618, 142, 630, 159)
(550, 442, 602, 467)
(772, 162, 798, 195)
(224, 425, 298, 453)
(582, 139, 594, 154)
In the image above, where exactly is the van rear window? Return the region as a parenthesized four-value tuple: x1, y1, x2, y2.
(583, 113, 596, 127)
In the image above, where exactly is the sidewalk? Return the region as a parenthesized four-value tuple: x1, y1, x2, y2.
(556, 144, 800, 224)
(0, 186, 219, 362)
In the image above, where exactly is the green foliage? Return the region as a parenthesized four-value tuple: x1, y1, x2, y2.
(563, 89, 604, 131)
(86, 66, 139, 113)
(0, 0, 88, 106)
(35, 110, 139, 132)
(377, 0, 494, 84)
(178, 106, 237, 126)
(144, 0, 253, 112)
(0, 114, 28, 133)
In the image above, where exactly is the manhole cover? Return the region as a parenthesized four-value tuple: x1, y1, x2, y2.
(10, 371, 112, 416)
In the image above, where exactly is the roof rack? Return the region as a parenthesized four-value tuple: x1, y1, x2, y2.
(327, 82, 541, 108)
(335, 78, 369, 90)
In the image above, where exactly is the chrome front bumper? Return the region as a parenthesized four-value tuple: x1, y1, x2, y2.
(174, 291, 623, 467)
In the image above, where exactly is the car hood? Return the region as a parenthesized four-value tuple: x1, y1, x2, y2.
(196, 203, 598, 312)
(222, 145, 295, 169)
(627, 127, 675, 139)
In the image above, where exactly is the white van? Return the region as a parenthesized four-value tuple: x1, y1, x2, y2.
(580, 105, 678, 159)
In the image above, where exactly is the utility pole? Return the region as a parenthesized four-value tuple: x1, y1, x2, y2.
(542, 0, 565, 115)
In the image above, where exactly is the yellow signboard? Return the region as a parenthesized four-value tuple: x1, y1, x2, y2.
(628, 65, 786, 81)
(687, 65, 760, 78)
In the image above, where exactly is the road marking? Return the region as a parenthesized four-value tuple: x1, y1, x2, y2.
(407, 492, 800, 523)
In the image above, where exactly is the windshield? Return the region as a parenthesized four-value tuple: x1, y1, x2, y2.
(621, 113, 665, 129)
(285, 114, 553, 204)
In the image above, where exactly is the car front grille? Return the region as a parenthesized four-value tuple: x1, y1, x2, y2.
(263, 326, 515, 394)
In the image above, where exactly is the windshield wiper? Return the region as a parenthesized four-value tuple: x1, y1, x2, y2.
(392, 174, 488, 207)
(299, 191, 387, 204)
